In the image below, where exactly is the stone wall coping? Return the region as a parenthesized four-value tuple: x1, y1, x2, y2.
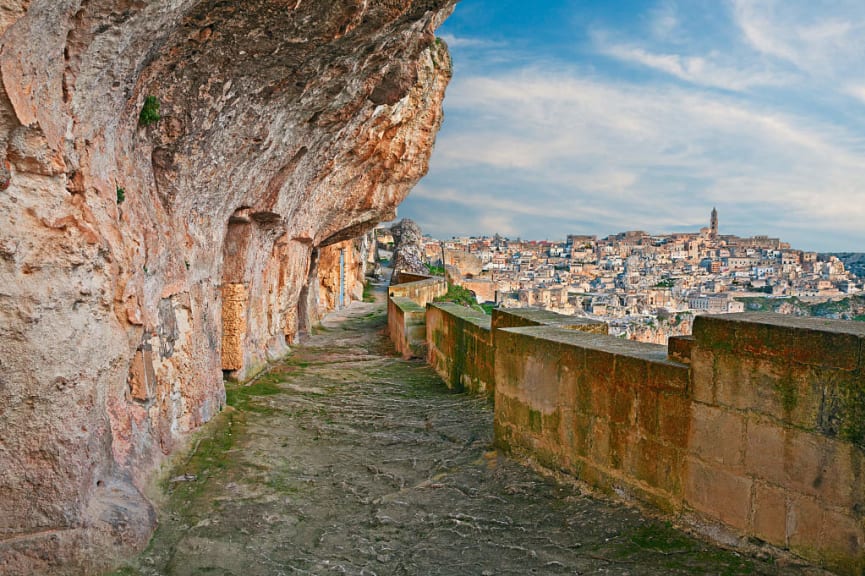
(391, 296, 425, 314)
(704, 312, 865, 336)
(393, 272, 436, 286)
(428, 302, 491, 329)
(495, 307, 606, 329)
(501, 325, 685, 367)
(694, 312, 864, 370)
(389, 276, 446, 296)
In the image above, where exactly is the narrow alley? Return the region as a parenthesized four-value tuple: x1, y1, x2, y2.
(111, 284, 824, 576)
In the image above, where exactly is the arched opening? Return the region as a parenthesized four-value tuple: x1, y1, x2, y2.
(221, 209, 253, 375)
(296, 247, 318, 340)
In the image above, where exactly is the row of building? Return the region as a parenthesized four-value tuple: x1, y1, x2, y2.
(422, 210, 861, 343)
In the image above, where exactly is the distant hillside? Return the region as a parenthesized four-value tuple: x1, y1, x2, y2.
(821, 252, 865, 277)
(734, 294, 865, 321)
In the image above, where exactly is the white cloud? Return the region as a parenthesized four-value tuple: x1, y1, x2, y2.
(598, 42, 787, 91)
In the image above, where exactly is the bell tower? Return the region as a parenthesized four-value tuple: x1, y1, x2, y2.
(710, 207, 718, 238)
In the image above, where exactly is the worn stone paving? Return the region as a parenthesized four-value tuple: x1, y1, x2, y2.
(111, 285, 826, 576)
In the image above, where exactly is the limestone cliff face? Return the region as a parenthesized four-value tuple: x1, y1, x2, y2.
(0, 1, 454, 573)
(389, 218, 428, 284)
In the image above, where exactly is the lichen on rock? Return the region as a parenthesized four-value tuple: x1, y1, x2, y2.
(0, 1, 455, 573)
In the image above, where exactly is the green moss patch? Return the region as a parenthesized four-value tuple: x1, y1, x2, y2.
(608, 522, 757, 574)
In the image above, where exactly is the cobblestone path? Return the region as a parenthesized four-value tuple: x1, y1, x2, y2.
(112, 285, 825, 576)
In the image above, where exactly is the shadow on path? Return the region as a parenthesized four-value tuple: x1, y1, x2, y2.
(110, 282, 825, 576)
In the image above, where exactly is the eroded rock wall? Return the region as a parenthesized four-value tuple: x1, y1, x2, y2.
(0, 1, 454, 573)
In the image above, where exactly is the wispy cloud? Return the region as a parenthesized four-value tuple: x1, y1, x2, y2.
(437, 33, 500, 49)
(597, 41, 787, 91)
(731, 0, 865, 78)
(846, 85, 865, 105)
(648, 1, 679, 41)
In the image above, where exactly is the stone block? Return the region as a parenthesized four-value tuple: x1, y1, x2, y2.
(692, 316, 738, 355)
(712, 353, 823, 428)
(609, 383, 635, 425)
(658, 391, 692, 448)
(585, 348, 615, 417)
(815, 368, 865, 449)
(636, 388, 660, 437)
(751, 482, 787, 547)
(585, 348, 615, 390)
(785, 494, 865, 573)
(493, 329, 526, 398)
(745, 417, 860, 509)
(614, 354, 649, 391)
(609, 424, 633, 470)
(221, 282, 248, 371)
(688, 404, 744, 470)
(589, 419, 611, 469)
(571, 412, 592, 458)
(588, 377, 611, 420)
(787, 493, 823, 551)
(555, 346, 585, 411)
(693, 314, 864, 371)
(558, 409, 575, 456)
(744, 417, 786, 484)
(628, 437, 683, 496)
(690, 347, 716, 405)
(573, 370, 593, 416)
(647, 359, 690, 392)
(667, 335, 694, 364)
(684, 457, 752, 530)
(817, 508, 865, 573)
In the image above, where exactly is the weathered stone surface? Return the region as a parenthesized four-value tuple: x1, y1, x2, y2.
(0, 1, 454, 573)
(427, 302, 495, 394)
(389, 217, 428, 284)
(693, 313, 865, 370)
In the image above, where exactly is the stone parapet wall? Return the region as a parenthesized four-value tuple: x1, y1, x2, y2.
(492, 307, 609, 333)
(389, 275, 447, 306)
(392, 270, 436, 286)
(687, 314, 865, 574)
(388, 297, 427, 359)
(494, 326, 691, 514)
(492, 313, 865, 575)
(427, 303, 494, 395)
(407, 302, 865, 575)
(386, 274, 447, 358)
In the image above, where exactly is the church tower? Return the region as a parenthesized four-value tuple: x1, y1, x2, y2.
(710, 207, 718, 238)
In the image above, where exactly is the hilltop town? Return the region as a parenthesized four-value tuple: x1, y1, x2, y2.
(408, 209, 864, 343)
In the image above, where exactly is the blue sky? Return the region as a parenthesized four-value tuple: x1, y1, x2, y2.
(398, 0, 865, 252)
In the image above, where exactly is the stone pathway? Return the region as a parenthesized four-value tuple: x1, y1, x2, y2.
(111, 284, 826, 576)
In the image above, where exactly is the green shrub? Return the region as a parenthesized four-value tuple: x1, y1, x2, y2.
(116, 186, 125, 204)
(139, 96, 161, 126)
(435, 283, 477, 307)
